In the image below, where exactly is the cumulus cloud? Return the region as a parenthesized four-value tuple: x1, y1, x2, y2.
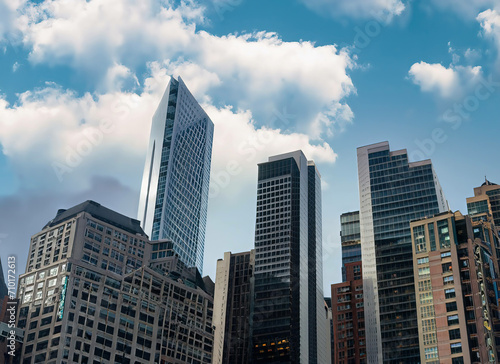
(408, 62, 482, 99)
(477, 9, 500, 60)
(0, 65, 338, 198)
(0, 0, 24, 44)
(13, 0, 356, 138)
(297, 0, 405, 21)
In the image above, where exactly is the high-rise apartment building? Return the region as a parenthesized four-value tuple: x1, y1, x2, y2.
(138, 76, 214, 273)
(410, 211, 500, 363)
(467, 178, 500, 233)
(357, 141, 448, 363)
(340, 211, 361, 282)
(212, 250, 255, 364)
(331, 261, 365, 364)
(16, 201, 214, 364)
(252, 151, 330, 364)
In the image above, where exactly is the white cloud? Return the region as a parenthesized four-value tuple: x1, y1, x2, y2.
(12, 62, 20, 72)
(408, 62, 482, 99)
(14, 0, 356, 139)
(477, 9, 500, 59)
(0, 66, 337, 198)
(0, 0, 24, 43)
(427, 0, 495, 19)
(297, 0, 405, 21)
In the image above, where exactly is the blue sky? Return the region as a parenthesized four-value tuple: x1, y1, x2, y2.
(0, 0, 499, 294)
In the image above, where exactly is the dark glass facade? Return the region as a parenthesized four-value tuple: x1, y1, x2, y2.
(357, 142, 448, 363)
(252, 151, 329, 364)
(340, 211, 361, 282)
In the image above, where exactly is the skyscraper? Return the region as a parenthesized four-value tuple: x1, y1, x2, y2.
(410, 211, 500, 363)
(138, 76, 214, 273)
(467, 178, 500, 233)
(16, 201, 215, 364)
(252, 151, 330, 364)
(212, 250, 255, 364)
(357, 141, 448, 363)
(340, 211, 361, 282)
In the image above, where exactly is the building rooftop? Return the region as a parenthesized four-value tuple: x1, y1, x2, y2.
(482, 177, 497, 186)
(43, 200, 146, 236)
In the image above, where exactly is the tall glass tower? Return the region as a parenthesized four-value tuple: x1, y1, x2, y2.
(357, 141, 448, 363)
(252, 151, 330, 364)
(138, 76, 214, 273)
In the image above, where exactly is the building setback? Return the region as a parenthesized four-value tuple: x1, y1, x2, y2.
(357, 141, 448, 363)
(138, 76, 214, 273)
(252, 151, 330, 364)
(410, 211, 500, 363)
(212, 250, 255, 364)
(16, 201, 214, 364)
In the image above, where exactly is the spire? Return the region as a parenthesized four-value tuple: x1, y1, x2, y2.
(482, 177, 498, 186)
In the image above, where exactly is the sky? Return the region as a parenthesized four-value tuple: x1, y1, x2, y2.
(0, 0, 499, 295)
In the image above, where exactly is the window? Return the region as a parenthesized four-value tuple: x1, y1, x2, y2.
(417, 257, 429, 265)
(450, 342, 462, 354)
(443, 276, 454, 285)
(445, 288, 456, 299)
(442, 263, 453, 273)
(418, 267, 430, 278)
(447, 315, 459, 326)
(446, 302, 458, 312)
(449, 328, 461, 340)
(441, 251, 451, 258)
(413, 225, 427, 253)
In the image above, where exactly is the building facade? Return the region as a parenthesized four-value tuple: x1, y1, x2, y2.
(331, 261, 366, 364)
(16, 201, 214, 364)
(467, 178, 500, 233)
(252, 151, 330, 364)
(357, 141, 448, 363)
(410, 211, 500, 363)
(212, 250, 255, 364)
(138, 76, 214, 273)
(340, 211, 361, 282)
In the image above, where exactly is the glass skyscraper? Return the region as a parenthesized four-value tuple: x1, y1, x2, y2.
(252, 151, 330, 364)
(138, 76, 214, 273)
(357, 141, 448, 363)
(340, 211, 361, 282)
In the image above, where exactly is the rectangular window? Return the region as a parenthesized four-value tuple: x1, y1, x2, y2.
(447, 315, 459, 326)
(445, 288, 456, 299)
(442, 263, 453, 273)
(413, 225, 427, 253)
(443, 276, 454, 285)
(449, 328, 461, 340)
(438, 220, 451, 249)
(428, 223, 436, 251)
(446, 302, 457, 312)
(450, 342, 462, 354)
(417, 257, 429, 265)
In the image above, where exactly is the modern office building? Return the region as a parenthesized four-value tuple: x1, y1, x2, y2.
(357, 141, 448, 363)
(138, 76, 214, 273)
(331, 261, 366, 364)
(324, 297, 335, 364)
(410, 211, 500, 363)
(15, 201, 214, 364)
(212, 250, 255, 364)
(252, 150, 330, 364)
(340, 211, 361, 282)
(467, 178, 500, 233)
